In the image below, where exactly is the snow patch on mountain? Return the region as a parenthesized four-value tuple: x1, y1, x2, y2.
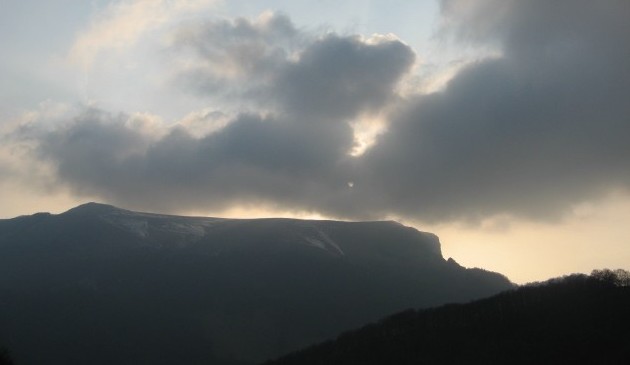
(295, 223, 345, 257)
(109, 216, 149, 238)
(99, 209, 222, 243)
(154, 221, 207, 237)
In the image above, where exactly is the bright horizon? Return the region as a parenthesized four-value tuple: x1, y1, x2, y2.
(1, 0, 629, 284)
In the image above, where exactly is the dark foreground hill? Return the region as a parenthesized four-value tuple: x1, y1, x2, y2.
(0, 203, 511, 364)
(264, 270, 630, 365)
(0, 348, 12, 365)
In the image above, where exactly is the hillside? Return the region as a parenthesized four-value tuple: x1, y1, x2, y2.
(265, 270, 630, 365)
(0, 203, 511, 364)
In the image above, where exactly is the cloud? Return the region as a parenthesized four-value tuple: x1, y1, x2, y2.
(23, 24, 414, 214)
(358, 0, 630, 222)
(69, 0, 217, 70)
(170, 13, 415, 119)
(31, 108, 352, 214)
(170, 12, 302, 103)
(274, 34, 414, 119)
(9, 3, 630, 224)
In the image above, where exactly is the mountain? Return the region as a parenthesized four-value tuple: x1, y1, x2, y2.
(0, 203, 512, 365)
(264, 270, 630, 365)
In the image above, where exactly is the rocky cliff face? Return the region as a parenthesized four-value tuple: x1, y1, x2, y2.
(0, 203, 512, 365)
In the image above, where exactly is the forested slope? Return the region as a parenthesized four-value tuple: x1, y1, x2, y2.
(265, 269, 630, 365)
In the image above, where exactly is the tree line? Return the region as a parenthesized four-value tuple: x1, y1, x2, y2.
(264, 269, 630, 365)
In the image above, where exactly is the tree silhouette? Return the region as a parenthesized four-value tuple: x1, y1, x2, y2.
(264, 269, 630, 365)
(591, 268, 630, 286)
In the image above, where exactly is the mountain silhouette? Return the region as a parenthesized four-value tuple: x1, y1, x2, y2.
(0, 203, 512, 364)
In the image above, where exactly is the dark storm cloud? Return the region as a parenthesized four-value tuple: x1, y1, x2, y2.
(357, 0, 630, 222)
(23, 2, 630, 222)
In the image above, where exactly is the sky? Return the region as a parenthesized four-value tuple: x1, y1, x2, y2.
(1, 0, 629, 284)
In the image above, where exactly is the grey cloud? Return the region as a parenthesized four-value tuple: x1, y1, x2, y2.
(356, 0, 630, 222)
(38, 108, 356, 214)
(172, 13, 302, 101)
(28, 19, 414, 215)
(275, 35, 415, 119)
(41, 109, 154, 196)
(32, 23, 414, 215)
(20, 3, 630, 223)
(173, 13, 415, 120)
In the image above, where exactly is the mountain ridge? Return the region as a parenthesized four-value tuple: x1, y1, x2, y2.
(51, 202, 406, 225)
(0, 202, 512, 365)
(8, 202, 443, 259)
